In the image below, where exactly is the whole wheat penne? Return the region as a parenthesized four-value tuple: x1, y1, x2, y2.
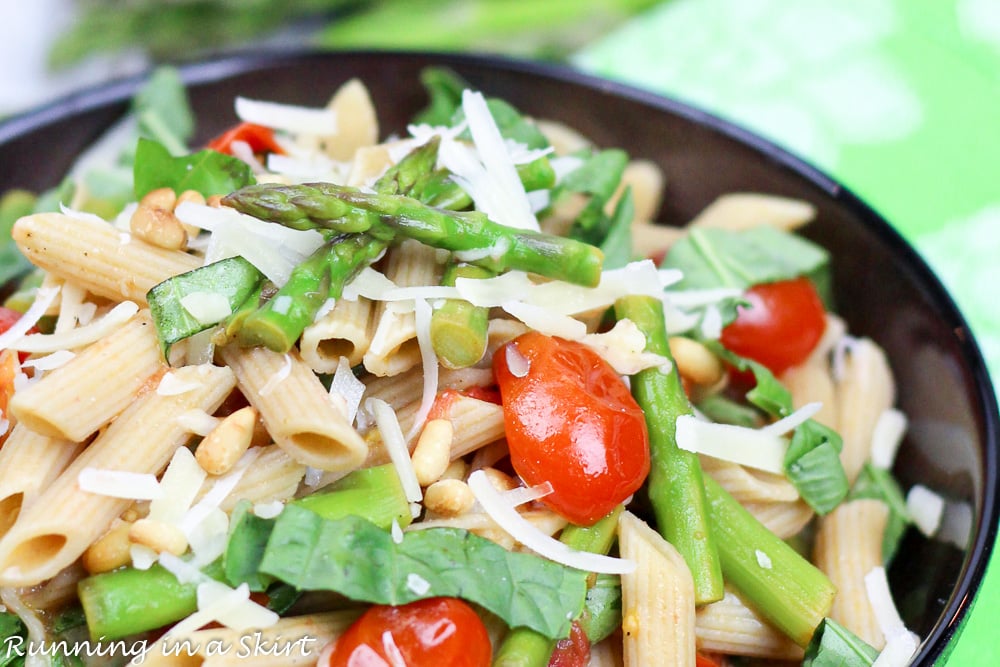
(781, 358, 838, 429)
(0, 425, 83, 538)
(618, 511, 697, 667)
(9, 310, 165, 441)
(363, 239, 442, 377)
(814, 498, 890, 649)
(743, 499, 815, 540)
(696, 588, 804, 660)
(835, 338, 895, 484)
(700, 456, 800, 504)
(12, 213, 201, 305)
(299, 297, 375, 371)
(687, 193, 816, 231)
(220, 346, 367, 472)
(0, 363, 235, 587)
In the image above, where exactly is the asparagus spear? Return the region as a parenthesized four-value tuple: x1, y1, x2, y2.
(430, 262, 493, 369)
(222, 182, 603, 287)
(493, 505, 624, 667)
(613, 295, 724, 605)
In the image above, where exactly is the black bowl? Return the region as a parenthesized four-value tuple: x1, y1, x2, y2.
(1, 50, 996, 664)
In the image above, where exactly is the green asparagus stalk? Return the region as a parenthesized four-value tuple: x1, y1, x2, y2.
(235, 241, 333, 351)
(222, 182, 604, 287)
(430, 262, 493, 369)
(419, 156, 557, 210)
(703, 474, 836, 647)
(79, 560, 225, 641)
(492, 505, 624, 667)
(613, 295, 724, 605)
(294, 462, 412, 530)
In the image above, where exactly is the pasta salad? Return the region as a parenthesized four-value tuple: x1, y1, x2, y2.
(0, 65, 939, 667)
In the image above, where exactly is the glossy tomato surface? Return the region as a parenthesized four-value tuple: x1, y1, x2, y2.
(494, 332, 650, 526)
(325, 597, 491, 667)
(719, 277, 826, 376)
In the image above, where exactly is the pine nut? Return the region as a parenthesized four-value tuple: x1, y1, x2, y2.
(423, 479, 475, 517)
(411, 419, 453, 486)
(440, 459, 467, 481)
(481, 467, 518, 493)
(82, 520, 132, 574)
(669, 336, 724, 386)
(195, 406, 257, 475)
(129, 518, 188, 556)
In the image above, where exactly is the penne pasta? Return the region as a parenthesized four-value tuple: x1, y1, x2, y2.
(687, 193, 816, 231)
(835, 338, 895, 484)
(220, 345, 367, 472)
(299, 296, 375, 372)
(12, 212, 202, 305)
(0, 363, 235, 586)
(813, 498, 890, 649)
(9, 310, 164, 441)
(696, 588, 804, 660)
(618, 511, 697, 667)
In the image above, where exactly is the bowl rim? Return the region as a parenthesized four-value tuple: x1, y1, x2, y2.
(2, 47, 998, 663)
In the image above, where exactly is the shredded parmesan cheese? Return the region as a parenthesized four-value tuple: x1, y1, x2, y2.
(330, 356, 366, 425)
(759, 402, 823, 436)
(19, 350, 75, 371)
(8, 300, 138, 354)
(906, 484, 944, 537)
(0, 286, 60, 351)
(870, 408, 908, 469)
(675, 415, 787, 474)
(78, 468, 162, 500)
(406, 298, 439, 440)
(235, 96, 337, 135)
(505, 344, 531, 378)
(180, 292, 232, 325)
(467, 470, 636, 575)
(502, 481, 554, 508)
(258, 353, 292, 396)
(157, 371, 204, 396)
(367, 398, 422, 503)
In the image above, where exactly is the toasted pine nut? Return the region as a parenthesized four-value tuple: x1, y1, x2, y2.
(669, 336, 724, 386)
(82, 520, 133, 574)
(177, 190, 206, 207)
(129, 518, 188, 556)
(140, 187, 178, 210)
(440, 459, 467, 482)
(411, 419, 453, 486)
(423, 479, 475, 517)
(481, 467, 518, 493)
(196, 406, 257, 475)
(207, 194, 225, 208)
(130, 204, 188, 250)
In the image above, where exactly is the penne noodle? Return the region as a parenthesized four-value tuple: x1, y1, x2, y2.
(700, 457, 800, 504)
(618, 511, 697, 667)
(12, 213, 202, 305)
(0, 363, 235, 586)
(220, 346, 367, 472)
(743, 499, 815, 540)
(299, 296, 375, 372)
(696, 588, 804, 660)
(9, 310, 165, 441)
(835, 338, 895, 484)
(363, 239, 443, 377)
(0, 425, 83, 539)
(814, 498, 890, 649)
(687, 193, 816, 231)
(781, 357, 838, 430)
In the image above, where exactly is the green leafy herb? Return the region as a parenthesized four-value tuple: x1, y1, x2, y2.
(133, 138, 255, 200)
(248, 506, 588, 640)
(695, 393, 763, 428)
(600, 187, 635, 269)
(578, 573, 622, 644)
(413, 67, 468, 126)
(0, 190, 35, 287)
(849, 463, 912, 564)
(662, 226, 830, 291)
(224, 502, 276, 593)
(132, 66, 194, 155)
(147, 256, 265, 356)
(711, 343, 849, 514)
(803, 618, 879, 666)
(0, 612, 25, 667)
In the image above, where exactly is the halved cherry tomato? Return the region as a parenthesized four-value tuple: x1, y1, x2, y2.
(325, 597, 490, 667)
(206, 122, 284, 156)
(696, 654, 722, 667)
(548, 621, 590, 667)
(493, 332, 650, 526)
(719, 277, 826, 376)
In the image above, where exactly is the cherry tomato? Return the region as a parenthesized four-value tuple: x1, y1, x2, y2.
(548, 622, 590, 667)
(493, 332, 650, 526)
(697, 654, 723, 667)
(325, 597, 491, 667)
(719, 277, 826, 376)
(206, 122, 284, 156)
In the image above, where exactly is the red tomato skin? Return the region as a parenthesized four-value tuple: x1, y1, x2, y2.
(207, 122, 284, 156)
(325, 598, 491, 667)
(493, 332, 650, 526)
(719, 277, 826, 376)
(548, 622, 590, 667)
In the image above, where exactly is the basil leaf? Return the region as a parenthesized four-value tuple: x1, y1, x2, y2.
(133, 138, 255, 200)
(785, 420, 849, 515)
(414, 66, 468, 126)
(0, 191, 35, 287)
(147, 256, 265, 356)
(0, 613, 25, 667)
(850, 464, 912, 565)
(803, 618, 879, 666)
(578, 573, 622, 644)
(224, 503, 275, 593)
(257, 506, 588, 640)
(663, 226, 830, 291)
(133, 67, 194, 156)
(600, 187, 634, 269)
(694, 393, 763, 428)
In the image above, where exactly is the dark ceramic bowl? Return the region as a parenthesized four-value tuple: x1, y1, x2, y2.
(1, 50, 996, 664)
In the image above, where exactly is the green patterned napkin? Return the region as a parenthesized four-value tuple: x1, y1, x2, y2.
(575, 1, 1000, 664)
